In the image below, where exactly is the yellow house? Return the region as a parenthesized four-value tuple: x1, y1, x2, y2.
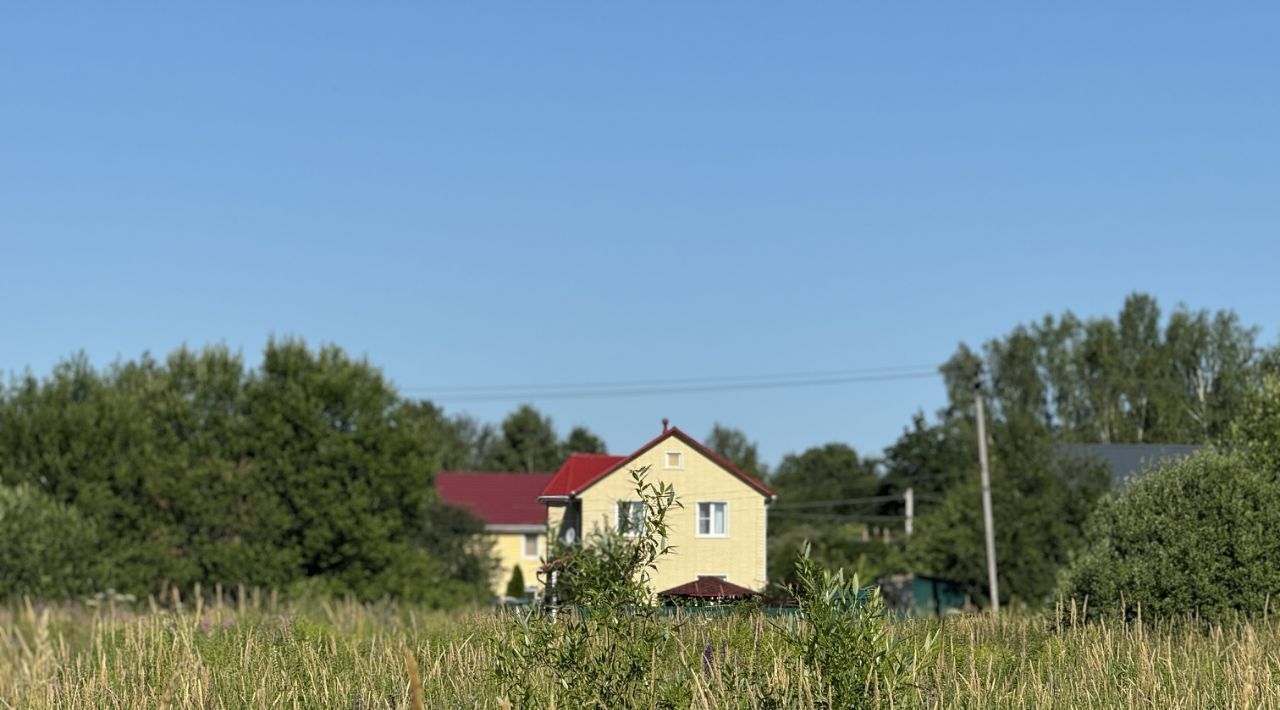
(435, 471, 551, 598)
(539, 422, 776, 597)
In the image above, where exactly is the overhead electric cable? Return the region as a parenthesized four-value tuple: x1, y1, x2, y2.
(402, 367, 940, 403)
(408, 364, 941, 395)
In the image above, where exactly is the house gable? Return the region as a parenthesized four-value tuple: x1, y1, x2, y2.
(539, 427, 774, 502)
(560, 426, 774, 592)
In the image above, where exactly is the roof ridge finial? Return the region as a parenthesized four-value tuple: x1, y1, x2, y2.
(662, 417, 670, 434)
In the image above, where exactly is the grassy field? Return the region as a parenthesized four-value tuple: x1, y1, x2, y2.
(0, 595, 1276, 708)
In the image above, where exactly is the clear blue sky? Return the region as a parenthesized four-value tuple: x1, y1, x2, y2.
(3, 4, 1279, 467)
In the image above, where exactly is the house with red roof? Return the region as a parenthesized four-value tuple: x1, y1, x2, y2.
(436, 471, 553, 598)
(436, 421, 776, 600)
(540, 421, 775, 597)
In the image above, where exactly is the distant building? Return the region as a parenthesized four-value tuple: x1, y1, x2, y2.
(435, 471, 553, 598)
(539, 422, 776, 596)
(437, 421, 776, 600)
(1058, 443, 1202, 486)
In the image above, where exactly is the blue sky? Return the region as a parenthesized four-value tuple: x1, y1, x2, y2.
(3, 4, 1279, 467)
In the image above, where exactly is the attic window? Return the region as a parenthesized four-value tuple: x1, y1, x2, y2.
(664, 451, 684, 470)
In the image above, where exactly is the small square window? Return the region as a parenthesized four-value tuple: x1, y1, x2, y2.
(664, 451, 684, 469)
(522, 533, 539, 558)
(617, 501, 646, 536)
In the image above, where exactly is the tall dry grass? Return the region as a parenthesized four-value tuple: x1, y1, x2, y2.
(0, 594, 1275, 708)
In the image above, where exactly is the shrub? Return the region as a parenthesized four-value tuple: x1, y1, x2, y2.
(505, 565, 526, 599)
(1060, 449, 1280, 622)
(783, 544, 937, 707)
(491, 466, 689, 708)
(0, 484, 103, 600)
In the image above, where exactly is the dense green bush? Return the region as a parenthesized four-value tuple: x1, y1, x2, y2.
(0, 340, 491, 605)
(0, 484, 103, 599)
(1060, 449, 1280, 621)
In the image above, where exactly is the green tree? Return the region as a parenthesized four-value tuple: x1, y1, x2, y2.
(767, 443, 889, 587)
(392, 400, 486, 472)
(906, 430, 1109, 608)
(898, 294, 1263, 607)
(0, 484, 104, 600)
(704, 424, 767, 480)
(561, 425, 607, 456)
(483, 405, 564, 472)
(504, 565, 526, 599)
(1060, 449, 1280, 621)
(1229, 372, 1280, 471)
(879, 413, 973, 506)
(0, 340, 491, 605)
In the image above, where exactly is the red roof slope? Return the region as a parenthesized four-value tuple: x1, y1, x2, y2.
(436, 472, 554, 527)
(658, 577, 759, 598)
(538, 427, 775, 500)
(539, 454, 626, 499)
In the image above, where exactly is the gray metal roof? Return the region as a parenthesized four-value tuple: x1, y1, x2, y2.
(1058, 443, 1202, 486)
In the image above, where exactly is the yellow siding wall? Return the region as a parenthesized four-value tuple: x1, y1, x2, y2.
(485, 531, 545, 597)
(574, 437, 768, 593)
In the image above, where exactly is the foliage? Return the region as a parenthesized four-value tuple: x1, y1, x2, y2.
(3, 598, 1278, 708)
(562, 426, 607, 455)
(1228, 371, 1280, 472)
(492, 466, 688, 708)
(479, 405, 609, 472)
(705, 424, 767, 480)
(770, 443, 878, 520)
(767, 442, 894, 589)
(505, 566, 526, 599)
(0, 340, 490, 605)
(769, 531, 903, 595)
(0, 483, 103, 600)
(906, 434, 1110, 608)
(938, 293, 1261, 445)
(891, 293, 1261, 608)
(1060, 449, 1280, 622)
(878, 412, 974, 504)
(481, 405, 564, 472)
(783, 545, 937, 708)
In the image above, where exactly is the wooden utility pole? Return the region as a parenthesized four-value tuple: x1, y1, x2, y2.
(974, 365, 1000, 614)
(903, 487, 914, 536)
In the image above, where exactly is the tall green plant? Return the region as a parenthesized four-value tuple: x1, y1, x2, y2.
(492, 466, 689, 708)
(784, 544, 938, 707)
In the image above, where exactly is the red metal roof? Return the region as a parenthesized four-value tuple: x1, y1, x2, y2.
(435, 472, 554, 527)
(538, 427, 775, 501)
(658, 577, 759, 598)
(538, 454, 627, 499)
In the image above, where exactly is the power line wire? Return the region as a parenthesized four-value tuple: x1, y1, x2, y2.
(403, 369, 941, 403)
(407, 364, 940, 395)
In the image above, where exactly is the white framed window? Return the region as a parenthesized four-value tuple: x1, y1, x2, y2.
(522, 533, 540, 559)
(664, 451, 684, 470)
(616, 501, 646, 537)
(697, 502, 728, 537)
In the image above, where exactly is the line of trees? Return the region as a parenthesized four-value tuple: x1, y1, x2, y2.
(4, 291, 1276, 613)
(709, 293, 1280, 609)
(0, 339, 606, 604)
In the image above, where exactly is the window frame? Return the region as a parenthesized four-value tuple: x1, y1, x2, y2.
(522, 532, 540, 559)
(695, 501, 729, 538)
(664, 451, 684, 470)
(615, 500, 646, 537)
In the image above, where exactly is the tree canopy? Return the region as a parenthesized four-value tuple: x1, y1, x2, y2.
(0, 340, 490, 604)
(704, 424, 767, 481)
